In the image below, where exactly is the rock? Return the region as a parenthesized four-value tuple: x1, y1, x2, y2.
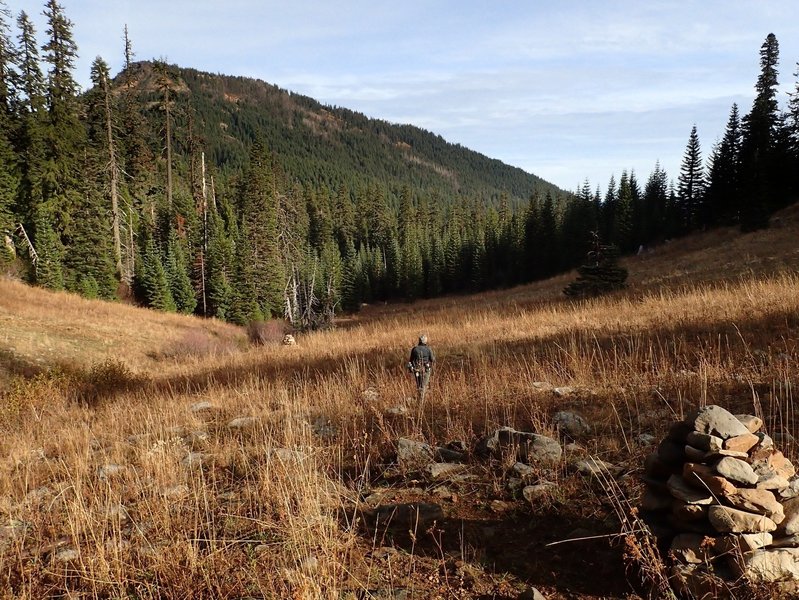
(670, 533, 714, 564)
(98, 464, 125, 481)
(771, 535, 799, 548)
(575, 458, 622, 478)
(684, 446, 707, 462)
(476, 427, 562, 465)
(190, 401, 214, 413)
(636, 433, 656, 446)
(490, 499, 514, 513)
(735, 414, 763, 434)
(311, 416, 337, 439)
(669, 564, 730, 600)
(724, 489, 784, 523)
(511, 462, 536, 481)
(384, 405, 409, 417)
(185, 430, 209, 445)
(686, 432, 723, 452)
(506, 477, 524, 494)
(673, 501, 708, 522)
(689, 405, 751, 440)
(779, 478, 799, 500)
(53, 548, 79, 563)
(182, 452, 210, 468)
(432, 486, 455, 500)
(371, 503, 444, 530)
(667, 475, 714, 505)
(644, 453, 675, 480)
(227, 416, 256, 429)
(756, 470, 790, 491)
(434, 446, 466, 463)
(531, 381, 552, 391)
(780, 497, 799, 535)
(707, 505, 777, 534)
(731, 548, 799, 582)
(269, 448, 306, 463)
(105, 504, 129, 523)
(714, 532, 772, 554)
(714, 457, 758, 486)
(523, 483, 556, 502)
(552, 411, 591, 438)
(552, 386, 574, 397)
(641, 489, 673, 512)
(667, 421, 693, 443)
(282, 334, 296, 345)
(518, 587, 546, 600)
(423, 462, 468, 481)
(767, 451, 796, 479)
(723, 433, 759, 453)
(161, 484, 189, 499)
(657, 440, 686, 464)
(682, 463, 737, 497)
(397, 438, 434, 471)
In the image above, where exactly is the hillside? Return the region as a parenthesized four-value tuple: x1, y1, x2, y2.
(124, 61, 561, 204)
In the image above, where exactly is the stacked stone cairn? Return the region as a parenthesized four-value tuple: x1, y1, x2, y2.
(642, 405, 799, 594)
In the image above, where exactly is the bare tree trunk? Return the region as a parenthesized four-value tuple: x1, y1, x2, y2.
(100, 69, 124, 280)
(165, 84, 172, 209)
(200, 152, 208, 315)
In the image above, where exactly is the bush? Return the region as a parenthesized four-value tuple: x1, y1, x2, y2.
(79, 359, 138, 407)
(246, 320, 287, 346)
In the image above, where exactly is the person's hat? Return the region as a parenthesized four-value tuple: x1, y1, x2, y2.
(418, 334, 428, 344)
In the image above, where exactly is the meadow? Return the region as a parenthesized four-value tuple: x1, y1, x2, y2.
(1, 206, 798, 599)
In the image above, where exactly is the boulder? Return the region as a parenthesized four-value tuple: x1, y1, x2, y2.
(682, 463, 737, 497)
(734, 414, 763, 434)
(227, 416, 256, 430)
(476, 427, 562, 465)
(724, 489, 784, 523)
(522, 482, 557, 502)
(723, 433, 759, 453)
(730, 548, 799, 582)
(689, 405, 751, 440)
(667, 475, 714, 505)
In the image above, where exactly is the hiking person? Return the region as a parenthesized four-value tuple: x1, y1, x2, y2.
(408, 334, 435, 399)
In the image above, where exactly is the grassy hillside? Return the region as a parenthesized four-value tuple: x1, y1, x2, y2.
(0, 208, 798, 598)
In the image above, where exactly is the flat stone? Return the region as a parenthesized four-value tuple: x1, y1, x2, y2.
(723, 433, 759, 454)
(757, 470, 790, 490)
(715, 457, 758, 486)
(434, 447, 466, 462)
(734, 414, 763, 433)
(683, 445, 707, 462)
(552, 386, 574, 397)
(575, 458, 622, 478)
(477, 428, 562, 465)
(731, 548, 799, 582)
(724, 489, 784, 523)
(227, 416, 256, 429)
(190, 401, 214, 413)
(686, 432, 723, 452)
(778, 478, 799, 500)
(683, 463, 737, 497)
(768, 451, 796, 479)
(531, 381, 552, 390)
(523, 483, 556, 502)
(667, 475, 714, 505)
(689, 405, 751, 440)
(708, 505, 777, 534)
(423, 462, 468, 481)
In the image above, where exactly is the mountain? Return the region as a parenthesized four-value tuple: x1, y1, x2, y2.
(123, 61, 561, 205)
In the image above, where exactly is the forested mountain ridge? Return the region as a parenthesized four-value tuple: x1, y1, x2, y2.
(126, 61, 560, 205)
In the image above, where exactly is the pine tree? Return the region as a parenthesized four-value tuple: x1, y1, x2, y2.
(0, 2, 17, 253)
(704, 104, 741, 226)
(563, 232, 627, 298)
(166, 229, 197, 313)
(677, 125, 705, 232)
(135, 225, 175, 311)
(740, 33, 780, 231)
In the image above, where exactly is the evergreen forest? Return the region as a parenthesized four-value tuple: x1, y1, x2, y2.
(1, 2, 798, 327)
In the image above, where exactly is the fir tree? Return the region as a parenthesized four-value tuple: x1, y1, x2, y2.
(704, 104, 741, 226)
(677, 125, 705, 232)
(166, 229, 197, 313)
(563, 232, 627, 298)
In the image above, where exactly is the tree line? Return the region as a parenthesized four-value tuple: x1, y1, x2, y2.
(0, 2, 796, 327)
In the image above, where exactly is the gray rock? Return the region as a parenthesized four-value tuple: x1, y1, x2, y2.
(506, 477, 525, 494)
(423, 462, 468, 481)
(476, 427, 561, 465)
(98, 464, 125, 481)
(523, 482, 556, 502)
(708, 505, 777, 534)
(575, 458, 622, 478)
(182, 452, 210, 468)
(53, 548, 79, 563)
(161, 484, 189, 499)
(227, 416, 256, 429)
(689, 405, 751, 439)
(636, 433, 656, 446)
(732, 548, 799, 582)
(781, 497, 799, 535)
(779, 477, 799, 500)
(715, 457, 758, 486)
(667, 475, 714, 505)
(553, 411, 591, 437)
(531, 381, 552, 391)
(434, 446, 466, 462)
(734, 414, 763, 434)
(397, 438, 434, 471)
(311, 416, 337, 439)
(384, 405, 409, 417)
(269, 448, 306, 463)
(685, 432, 723, 452)
(511, 462, 536, 481)
(725, 489, 784, 523)
(552, 386, 574, 397)
(190, 401, 214, 413)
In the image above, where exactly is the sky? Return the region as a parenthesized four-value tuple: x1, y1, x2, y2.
(7, 0, 799, 192)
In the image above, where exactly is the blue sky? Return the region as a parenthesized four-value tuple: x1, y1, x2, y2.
(8, 0, 799, 192)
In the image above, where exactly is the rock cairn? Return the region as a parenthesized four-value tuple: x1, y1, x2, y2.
(642, 405, 799, 593)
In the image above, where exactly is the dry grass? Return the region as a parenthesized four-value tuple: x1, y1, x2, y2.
(1, 209, 798, 598)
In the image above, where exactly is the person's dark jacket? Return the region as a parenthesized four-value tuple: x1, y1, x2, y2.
(409, 343, 434, 368)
